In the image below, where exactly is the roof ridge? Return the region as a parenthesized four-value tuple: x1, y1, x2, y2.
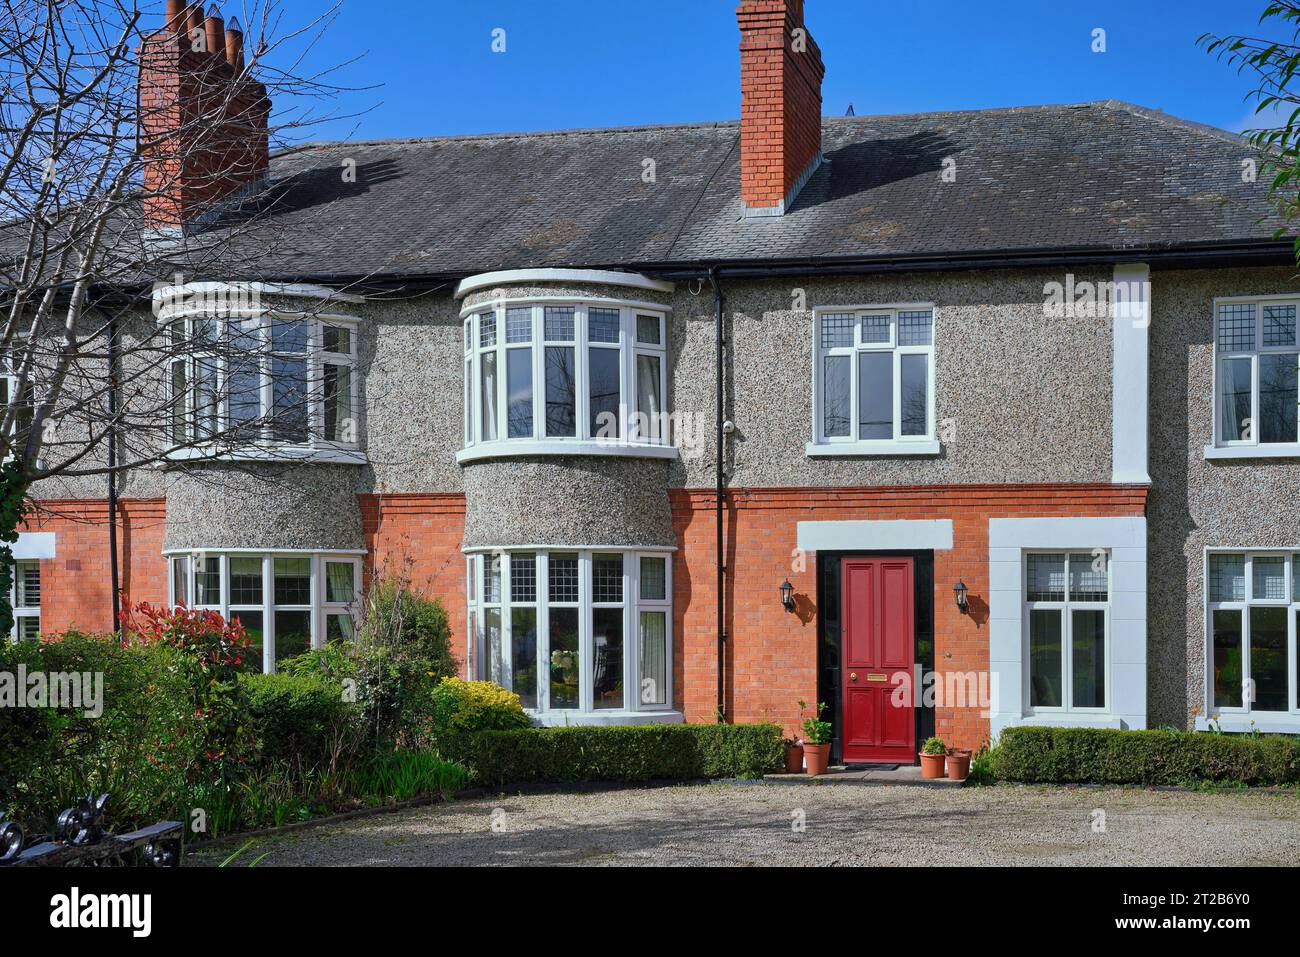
(1087, 99, 1248, 146)
(274, 119, 742, 155)
(274, 99, 1247, 158)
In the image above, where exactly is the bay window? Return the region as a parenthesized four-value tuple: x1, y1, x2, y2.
(167, 312, 358, 451)
(167, 550, 362, 673)
(462, 302, 669, 451)
(1025, 551, 1110, 713)
(467, 548, 674, 717)
(811, 306, 936, 451)
(1207, 551, 1300, 715)
(1212, 297, 1300, 449)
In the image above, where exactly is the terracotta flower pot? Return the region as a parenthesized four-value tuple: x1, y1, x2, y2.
(803, 743, 830, 776)
(946, 749, 971, 781)
(784, 743, 805, 773)
(920, 752, 947, 779)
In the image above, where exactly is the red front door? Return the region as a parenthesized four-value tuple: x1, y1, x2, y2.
(841, 557, 916, 764)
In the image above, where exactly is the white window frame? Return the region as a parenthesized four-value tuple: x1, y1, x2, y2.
(1023, 550, 1112, 716)
(166, 550, 363, 674)
(809, 304, 938, 455)
(1210, 294, 1300, 452)
(461, 301, 671, 453)
(10, 559, 40, 641)
(1204, 550, 1300, 719)
(465, 547, 674, 718)
(165, 311, 360, 454)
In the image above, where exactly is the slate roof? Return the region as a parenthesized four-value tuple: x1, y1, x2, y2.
(87, 100, 1300, 282)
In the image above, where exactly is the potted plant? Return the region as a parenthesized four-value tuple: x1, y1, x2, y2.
(946, 746, 972, 781)
(920, 736, 947, 778)
(798, 700, 832, 776)
(783, 736, 805, 773)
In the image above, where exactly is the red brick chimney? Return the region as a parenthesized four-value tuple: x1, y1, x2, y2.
(138, 2, 270, 233)
(737, 0, 825, 216)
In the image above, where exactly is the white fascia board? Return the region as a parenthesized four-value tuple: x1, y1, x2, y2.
(455, 268, 674, 299)
(1111, 263, 1151, 484)
(13, 532, 55, 560)
(796, 519, 954, 552)
(151, 281, 366, 307)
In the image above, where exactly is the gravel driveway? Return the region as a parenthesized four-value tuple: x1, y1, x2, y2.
(192, 782, 1300, 867)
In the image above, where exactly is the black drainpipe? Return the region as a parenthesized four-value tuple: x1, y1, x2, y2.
(709, 268, 726, 722)
(105, 308, 120, 635)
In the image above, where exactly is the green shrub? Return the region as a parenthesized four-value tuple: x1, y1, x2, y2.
(1, 612, 473, 839)
(358, 577, 456, 679)
(966, 743, 999, 785)
(994, 726, 1300, 786)
(0, 632, 207, 832)
(459, 723, 784, 786)
(349, 750, 469, 803)
(240, 672, 359, 770)
(430, 678, 529, 739)
(282, 578, 459, 750)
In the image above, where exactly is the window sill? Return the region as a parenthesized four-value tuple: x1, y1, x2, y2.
(1203, 443, 1300, 460)
(805, 439, 941, 458)
(1011, 714, 1126, 730)
(527, 709, 684, 727)
(1195, 714, 1300, 734)
(457, 439, 679, 465)
(163, 445, 367, 466)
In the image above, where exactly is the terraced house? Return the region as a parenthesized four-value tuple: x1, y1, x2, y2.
(11, 0, 1300, 762)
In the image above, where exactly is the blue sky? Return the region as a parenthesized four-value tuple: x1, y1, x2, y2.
(282, 0, 1294, 143)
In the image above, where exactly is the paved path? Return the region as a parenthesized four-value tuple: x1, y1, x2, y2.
(192, 782, 1300, 867)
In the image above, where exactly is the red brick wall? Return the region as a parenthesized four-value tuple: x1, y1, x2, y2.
(670, 483, 1148, 751)
(737, 0, 825, 209)
(27, 484, 1148, 755)
(20, 499, 168, 635)
(359, 493, 469, 672)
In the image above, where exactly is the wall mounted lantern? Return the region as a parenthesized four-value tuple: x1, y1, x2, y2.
(780, 578, 796, 612)
(953, 580, 969, 613)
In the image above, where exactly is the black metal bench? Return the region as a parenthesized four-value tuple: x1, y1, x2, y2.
(0, 795, 181, 867)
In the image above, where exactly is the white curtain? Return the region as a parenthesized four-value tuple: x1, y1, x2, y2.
(640, 611, 667, 706)
(481, 352, 498, 441)
(637, 354, 661, 440)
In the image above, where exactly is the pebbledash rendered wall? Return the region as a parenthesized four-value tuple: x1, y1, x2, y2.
(23, 264, 1156, 748)
(1147, 265, 1300, 730)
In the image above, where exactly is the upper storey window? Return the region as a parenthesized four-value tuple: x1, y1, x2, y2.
(167, 313, 358, 454)
(1213, 297, 1300, 451)
(462, 303, 669, 452)
(810, 306, 937, 455)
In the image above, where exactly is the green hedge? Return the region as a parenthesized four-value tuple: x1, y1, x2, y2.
(240, 672, 359, 768)
(458, 723, 784, 786)
(994, 726, 1300, 786)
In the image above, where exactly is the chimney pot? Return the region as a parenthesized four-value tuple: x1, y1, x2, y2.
(225, 18, 245, 73)
(204, 6, 225, 61)
(165, 0, 185, 36)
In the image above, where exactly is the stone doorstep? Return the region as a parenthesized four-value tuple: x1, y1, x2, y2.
(762, 765, 967, 787)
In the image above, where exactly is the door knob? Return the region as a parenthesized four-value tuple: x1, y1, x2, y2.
(849, 672, 858, 681)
